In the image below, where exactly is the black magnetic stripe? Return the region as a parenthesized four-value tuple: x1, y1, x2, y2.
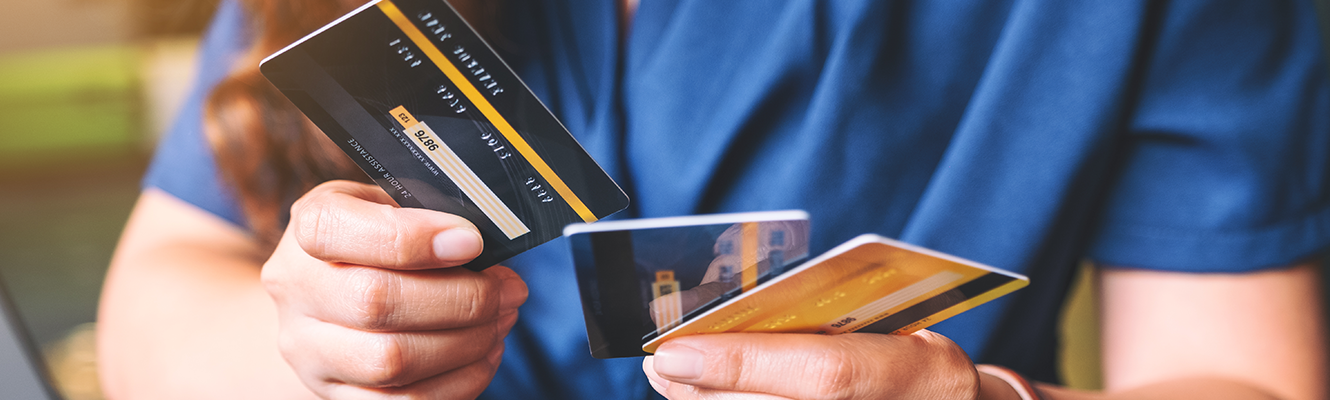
(856, 273, 1017, 334)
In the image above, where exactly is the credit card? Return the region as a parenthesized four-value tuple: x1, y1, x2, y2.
(261, 0, 629, 270)
(565, 212, 1028, 358)
(565, 211, 812, 358)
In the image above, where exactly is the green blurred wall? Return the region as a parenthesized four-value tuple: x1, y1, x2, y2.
(0, 46, 143, 162)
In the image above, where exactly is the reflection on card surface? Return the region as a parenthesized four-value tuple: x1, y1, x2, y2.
(566, 211, 810, 358)
(644, 220, 810, 333)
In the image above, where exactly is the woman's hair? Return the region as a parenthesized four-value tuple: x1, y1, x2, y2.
(204, 0, 496, 247)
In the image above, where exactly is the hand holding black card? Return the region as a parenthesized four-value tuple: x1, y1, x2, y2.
(260, 0, 628, 270)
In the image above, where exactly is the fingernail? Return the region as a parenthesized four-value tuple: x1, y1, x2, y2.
(499, 275, 527, 310)
(646, 372, 670, 393)
(433, 229, 482, 261)
(643, 356, 672, 393)
(653, 344, 704, 381)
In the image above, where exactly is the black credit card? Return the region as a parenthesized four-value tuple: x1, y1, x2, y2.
(260, 0, 629, 270)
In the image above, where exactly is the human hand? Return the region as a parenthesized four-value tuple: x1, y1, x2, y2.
(643, 331, 980, 400)
(262, 180, 528, 399)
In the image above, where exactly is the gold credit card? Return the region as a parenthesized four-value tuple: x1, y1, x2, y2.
(566, 212, 1027, 358)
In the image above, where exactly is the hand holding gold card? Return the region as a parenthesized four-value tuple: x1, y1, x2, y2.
(566, 211, 1028, 358)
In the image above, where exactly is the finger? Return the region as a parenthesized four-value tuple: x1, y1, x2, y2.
(289, 180, 483, 269)
(645, 356, 791, 400)
(285, 311, 519, 390)
(649, 332, 974, 399)
(266, 259, 527, 331)
(645, 357, 670, 395)
(322, 352, 501, 400)
(666, 386, 793, 400)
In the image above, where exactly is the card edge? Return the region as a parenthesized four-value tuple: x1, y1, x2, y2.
(562, 210, 810, 237)
(260, 0, 383, 67)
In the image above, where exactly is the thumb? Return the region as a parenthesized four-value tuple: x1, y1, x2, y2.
(648, 333, 863, 399)
(646, 331, 973, 400)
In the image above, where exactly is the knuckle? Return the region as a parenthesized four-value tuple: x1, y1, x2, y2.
(275, 327, 300, 361)
(346, 268, 399, 331)
(387, 213, 415, 268)
(355, 334, 410, 388)
(260, 255, 304, 308)
(453, 275, 498, 323)
(715, 345, 751, 389)
(941, 342, 971, 369)
(377, 208, 432, 269)
(917, 330, 971, 368)
(259, 273, 290, 307)
(919, 332, 978, 398)
(805, 347, 858, 400)
(258, 261, 286, 297)
(291, 192, 333, 256)
(452, 360, 501, 399)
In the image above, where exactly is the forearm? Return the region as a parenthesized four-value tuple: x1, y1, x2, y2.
(97, 191, 317, 399)
(1033, 377, 1279, 400)
(978, 372, 1279, 400)
(99, 246, 312, 398)
(982, 264, 1326, 400)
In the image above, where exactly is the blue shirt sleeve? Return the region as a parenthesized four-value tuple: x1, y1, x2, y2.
(141, 0, 249, 227)
(1089, 1, 1330, 272)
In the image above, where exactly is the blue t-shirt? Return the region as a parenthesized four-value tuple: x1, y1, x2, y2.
(145, 1, 1330, 398)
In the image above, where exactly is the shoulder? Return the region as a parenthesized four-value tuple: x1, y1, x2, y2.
(141, 0, 253, 228)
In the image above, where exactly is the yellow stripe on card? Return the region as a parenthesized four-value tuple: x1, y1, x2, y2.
(741, 222, 759, 292)
(377, 0, 598, 223)
(891, 278, 1029, 335)
(391, 105, 530, 239)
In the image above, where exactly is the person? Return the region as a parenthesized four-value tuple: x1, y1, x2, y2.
(97, 0, 1330, 399)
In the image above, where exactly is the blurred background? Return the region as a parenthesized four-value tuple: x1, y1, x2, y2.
(0, 0, 215, 398)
